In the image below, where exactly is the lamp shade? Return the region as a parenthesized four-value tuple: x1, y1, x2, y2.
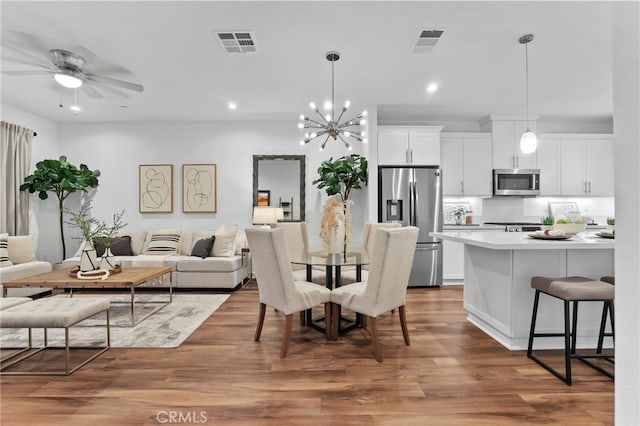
(54, 72, 83, 88)
(253, 206, 278, 226)
(520, 129, 538, 154)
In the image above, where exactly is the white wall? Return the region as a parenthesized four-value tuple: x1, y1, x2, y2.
(1, 105, 62, 262)
(613, 2, 640, 423)
(54, 120, 370, 259)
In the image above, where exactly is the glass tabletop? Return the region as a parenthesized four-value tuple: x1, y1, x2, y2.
(290, 250, 368, 267)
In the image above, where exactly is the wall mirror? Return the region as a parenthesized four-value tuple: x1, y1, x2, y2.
(253, 155, 305, 221)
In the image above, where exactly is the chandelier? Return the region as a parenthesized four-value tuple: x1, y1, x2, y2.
(298, 51, 368, 151)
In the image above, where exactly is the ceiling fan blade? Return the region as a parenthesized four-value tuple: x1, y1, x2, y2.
(83, 73, 143, 92)
(80, 81, 103, 99)
(2, 69, 52, 76)
(1, 43, 51, 69)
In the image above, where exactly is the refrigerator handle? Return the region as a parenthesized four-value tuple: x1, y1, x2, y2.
(411, 181, 418, 227)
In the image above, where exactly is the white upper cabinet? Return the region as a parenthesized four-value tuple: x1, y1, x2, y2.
(441, 133, 492, 196)
(559, 135, 614, 196)
(536, 137, 562, 195)
(378, 126, 442, 165)
(491, 120, 537, 169)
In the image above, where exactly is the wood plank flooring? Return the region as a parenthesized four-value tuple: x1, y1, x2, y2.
(0, 284, 613, 425)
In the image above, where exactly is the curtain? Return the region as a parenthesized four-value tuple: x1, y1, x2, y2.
(1, 121, 34, 235)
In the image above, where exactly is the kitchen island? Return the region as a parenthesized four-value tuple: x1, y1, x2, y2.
(431, 230, 614, 350)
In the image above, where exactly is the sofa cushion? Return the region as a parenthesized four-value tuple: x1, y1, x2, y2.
(144, 231, 181, 255)
(120, 229, 147, 256)
(95, 236, 133, 257)
(213, 226, 237, 257)
(0, 261, 52, 282)
(191, 236, 215, 259)
(7, 235, 36, 264)
(176, 255, 242, 273)
(0, 233, 12, 267)
(234, 228, 248, 255)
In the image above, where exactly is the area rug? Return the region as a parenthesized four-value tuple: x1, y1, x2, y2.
(0, 294, 229, 348)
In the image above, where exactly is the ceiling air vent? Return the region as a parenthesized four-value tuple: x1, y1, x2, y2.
(412, 29, 444, 54)
(214, 31, 258, 54)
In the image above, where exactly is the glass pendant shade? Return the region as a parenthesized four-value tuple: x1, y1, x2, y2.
(520, 129, 537, 154)
(54, 73, 83, 88)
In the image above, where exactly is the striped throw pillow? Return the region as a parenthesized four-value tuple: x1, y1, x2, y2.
(0, 233, 13, 267)
(144, 232, 181, 255)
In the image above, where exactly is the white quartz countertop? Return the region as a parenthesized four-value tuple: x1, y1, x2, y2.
(431, 230, 615, 250)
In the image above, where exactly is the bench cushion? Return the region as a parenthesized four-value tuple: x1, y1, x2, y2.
(0, 297, 110, 328)
(0, 297, 32, 310)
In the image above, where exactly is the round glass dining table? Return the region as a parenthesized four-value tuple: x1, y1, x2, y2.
(290, 250, 368, 289)
(290, 250, 369, 336)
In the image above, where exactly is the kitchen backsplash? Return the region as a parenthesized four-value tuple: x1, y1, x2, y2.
(443, 196, 615, 225)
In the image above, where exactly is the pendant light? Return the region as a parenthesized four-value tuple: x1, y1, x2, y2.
(519, 34, 537, 154)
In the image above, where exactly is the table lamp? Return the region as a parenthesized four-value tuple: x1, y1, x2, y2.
(253, 206, 278, 228)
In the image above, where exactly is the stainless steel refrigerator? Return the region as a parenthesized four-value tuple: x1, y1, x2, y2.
(378, 166, 443, 287)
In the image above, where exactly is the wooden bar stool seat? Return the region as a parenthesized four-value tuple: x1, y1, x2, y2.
(527, 276, 614, 385)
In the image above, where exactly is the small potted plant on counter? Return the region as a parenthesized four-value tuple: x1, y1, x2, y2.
(541, 216, 554, 231)
(453, 207, 466, 225)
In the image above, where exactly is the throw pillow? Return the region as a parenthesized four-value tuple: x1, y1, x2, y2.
(7, 235, 36, 264)
(95, 236, 133, 257)
(213, 226, 237, 257)
(191, 236, 215, 259)
(0, 233, 12, 267)
(144, 232, 181, 255)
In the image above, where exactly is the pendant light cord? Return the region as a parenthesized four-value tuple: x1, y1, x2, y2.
(525, 42, 530, 127)
(331, 59, 335, 120)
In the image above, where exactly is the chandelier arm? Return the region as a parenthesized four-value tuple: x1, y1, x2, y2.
(304, 122, 326, 129)
(337, 134, 351, 150)
(312, 108, 330, 124)
(338, 120, 361, 129)
(320, 135, 331, 150)
(335, 107, 347, 124)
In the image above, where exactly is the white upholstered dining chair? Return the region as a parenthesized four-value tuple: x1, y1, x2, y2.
(245, 227, 332, 358)
(330, 226, 419, 362)
(341, 222, 402, 284)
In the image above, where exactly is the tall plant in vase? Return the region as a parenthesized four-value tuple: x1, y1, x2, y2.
(313, 154, 368, 255)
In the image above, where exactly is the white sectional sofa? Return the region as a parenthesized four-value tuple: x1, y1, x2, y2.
(60, 227, 249, 290)
(0, 234, 52, 298)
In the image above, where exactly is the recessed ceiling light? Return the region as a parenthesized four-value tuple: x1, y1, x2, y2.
(426, 82, 438, 94)
(228, 102, 237, 110)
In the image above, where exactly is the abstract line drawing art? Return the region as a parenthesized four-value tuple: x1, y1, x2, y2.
(182, 164, 217, 213)
(139, 164, 173, 213)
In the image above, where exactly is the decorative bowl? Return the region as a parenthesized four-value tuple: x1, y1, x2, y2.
(552, 223, 587, 235)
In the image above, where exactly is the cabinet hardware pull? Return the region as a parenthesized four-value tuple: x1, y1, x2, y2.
(461, 181, 464, 193)
(588, 181, 592, 194)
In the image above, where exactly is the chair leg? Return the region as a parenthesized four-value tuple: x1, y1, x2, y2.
(597, 301, 609, 353)
(254, 302, 266, 341)
(399, 305, 410, 346)
(571, 301, 579, 354)
(527, 290, 540, 357)
(324, 303, 332, 340)
(368, 316, 383, 362)
(563, 300, 572, 385)
(299, 311, 306, 327)
(280, 314, 293, 358)
(331, 303, 340, 341)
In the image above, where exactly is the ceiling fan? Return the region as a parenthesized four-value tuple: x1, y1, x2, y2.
(2, 47, 144, 98)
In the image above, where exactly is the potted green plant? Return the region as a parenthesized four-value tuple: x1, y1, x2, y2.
(541, 216, 554, 230)
(453, 207, 466, 225)
(20, 156, 100, 260)
(313, 154, 368, 254)
(606, 217, 615, 226)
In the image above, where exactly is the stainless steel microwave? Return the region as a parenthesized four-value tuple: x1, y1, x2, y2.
(493, 169, 540, 196)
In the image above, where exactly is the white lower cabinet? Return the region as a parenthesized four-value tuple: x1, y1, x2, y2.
(443, 240, 464, 281)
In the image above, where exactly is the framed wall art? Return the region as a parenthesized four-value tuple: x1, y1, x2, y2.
(139, 164, 173, 213)
(182, 164, 217, 213)
(257, 190, 270, 207)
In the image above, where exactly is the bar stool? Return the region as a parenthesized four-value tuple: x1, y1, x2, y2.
(598, 276, 615, 354)
(527, 276, 615, 385)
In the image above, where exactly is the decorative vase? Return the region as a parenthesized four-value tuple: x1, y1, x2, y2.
(327, 205, 346, 254)
(80, 240, 99, 272)
(455, 216, 463, 225)
(100, 247, 116, 271)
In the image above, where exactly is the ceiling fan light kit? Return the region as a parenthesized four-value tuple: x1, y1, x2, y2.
(53, 71, 83, 88)
(519, 33, 537, 154)
(298, 51, 368, 151)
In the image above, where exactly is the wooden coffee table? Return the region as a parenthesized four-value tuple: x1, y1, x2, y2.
(2, 266, 173, 314)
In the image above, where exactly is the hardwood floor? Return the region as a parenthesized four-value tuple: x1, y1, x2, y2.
(0, 284, 613, 425)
